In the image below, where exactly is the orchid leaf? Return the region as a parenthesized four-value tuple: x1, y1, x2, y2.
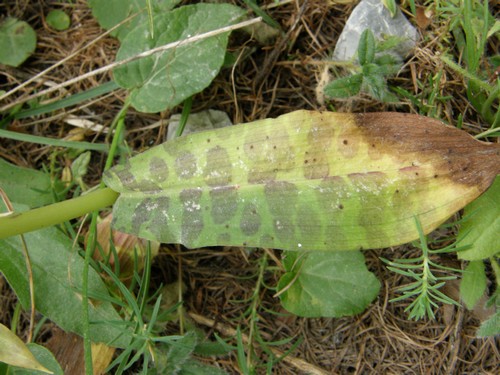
(104, 110, 500, 251)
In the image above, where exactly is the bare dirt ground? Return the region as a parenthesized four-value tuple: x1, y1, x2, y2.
(1, 0, 499, 373)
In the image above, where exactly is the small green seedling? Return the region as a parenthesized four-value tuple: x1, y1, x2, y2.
(46, 10, 71, 31)
(325, 29, 403, 102)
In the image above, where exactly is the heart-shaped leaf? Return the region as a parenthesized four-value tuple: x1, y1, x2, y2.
(89, 0, 181, 41)
(113, 3, 245, 113)
(0, 18, 36, 67)
(457, 176, 500, 260)
(277, 251, 380, 317)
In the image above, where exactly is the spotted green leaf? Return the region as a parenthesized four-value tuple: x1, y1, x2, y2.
(104, 110, 500, 251)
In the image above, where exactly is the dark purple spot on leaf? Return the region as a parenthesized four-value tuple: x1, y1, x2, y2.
(240, 203, 261, 236)
(148, 197, 173, 240)
(111, 159, 161, 192)
(175, 151, 197, 179)
(247, 168, 277, 184)
(304, 162, 329, 180)
(113, 160, 139, 187)
(265, 181, 299, 216)
(132, 198, 157, 234)
(209, 185, 238, 224)
(180, 188, 203, 246)
(358, 192, 389, 243)
(297, 204, 321, 243)
(204, 146, 232, 186)
(307, 124, 335, 149)
(315, 176, 349, 210)
(149, 157, 169, 183)
(265, 181, 298, 245)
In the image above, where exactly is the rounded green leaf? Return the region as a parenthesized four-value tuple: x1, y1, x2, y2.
(277, 251, 380, 317)
(89, 0, 181, 41)
(0, 18, 36, 67)
(324, 73, 363, 98)
(46, 10, 70, 31)
(113, 3, 245, 113)
(460, 260, 487, 310)
(457, 176, 500, 260)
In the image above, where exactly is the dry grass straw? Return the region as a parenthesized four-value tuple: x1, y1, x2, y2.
(0, 0, 498, 373)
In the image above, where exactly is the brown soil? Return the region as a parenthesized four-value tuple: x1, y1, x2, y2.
(1, 0, 498, 374)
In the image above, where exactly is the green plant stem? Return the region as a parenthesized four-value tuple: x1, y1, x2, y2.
(474, 126, 500, 139)
(246, 252, 268, 370)
(0, 187, 119, 240)
(440, 55, 493, 94)
(83, 210, 98, 375)
(491, 257, 500, 287)
(82, 98, 129, 374)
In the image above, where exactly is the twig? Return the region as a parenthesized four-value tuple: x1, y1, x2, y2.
(188, 311, 330, 375)
(254, 1, 307, 88)
(0, 17, 263, 113)
(0, 11, 139, 106)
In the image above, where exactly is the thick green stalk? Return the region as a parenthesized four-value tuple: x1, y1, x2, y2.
(0, 187, 119, 239)
(83, 210, 99, 375)
(82, 98, 129, 374)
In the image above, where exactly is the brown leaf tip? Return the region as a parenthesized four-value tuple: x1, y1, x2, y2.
(354, 112, 500, 192)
